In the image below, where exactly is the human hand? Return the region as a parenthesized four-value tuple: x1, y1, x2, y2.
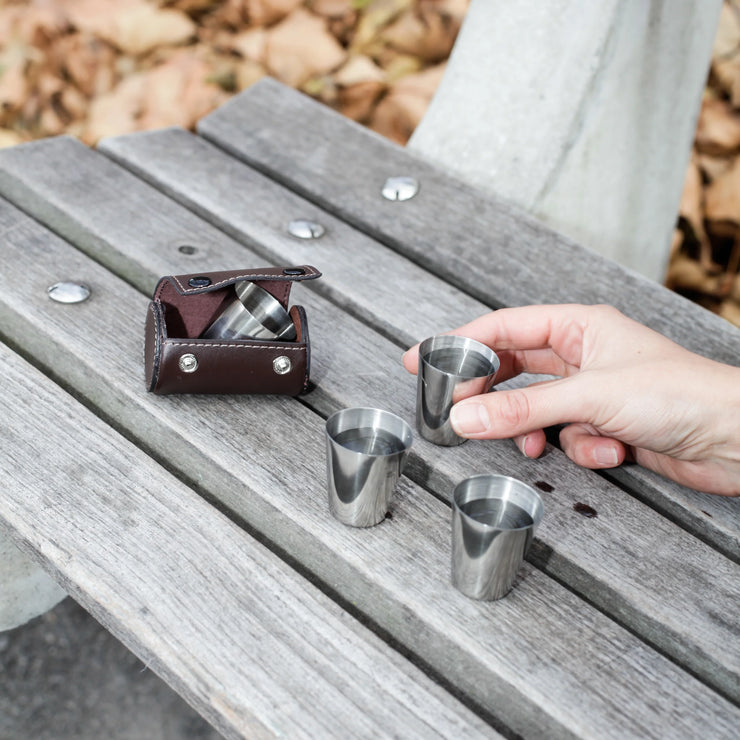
(402, 305, 740, 496)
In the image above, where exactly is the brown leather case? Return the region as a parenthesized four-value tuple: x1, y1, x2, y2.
(144, 265, 321, 395)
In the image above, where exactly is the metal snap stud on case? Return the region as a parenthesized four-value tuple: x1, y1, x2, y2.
(179, 354, 198, 373)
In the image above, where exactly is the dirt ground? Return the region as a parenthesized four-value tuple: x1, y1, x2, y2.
(0, 597, 222, 740)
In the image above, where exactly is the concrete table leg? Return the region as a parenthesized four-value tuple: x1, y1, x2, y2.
(409, 0, 722, 282)
(1, 534, 66, 631)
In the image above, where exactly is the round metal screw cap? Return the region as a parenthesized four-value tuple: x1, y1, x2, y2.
(188, 276, 211, 288)
(287, 219, 325, 239)
(179, 354, 198, 373)
(381, 176, 419, 201)
(47, 282, 91, 304)
(273, 356, 292, 375)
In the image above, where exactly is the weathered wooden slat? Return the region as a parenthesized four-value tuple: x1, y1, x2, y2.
(95, 125, 740, 559)
(1, 136, 739, 702)
(0, 163, 738, 732)
(197, 78, 740, 364)
(0, 345, 496, 740)
(2, 133, 484, 349)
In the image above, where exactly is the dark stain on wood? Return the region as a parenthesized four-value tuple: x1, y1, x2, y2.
(574, 502, 598, 518)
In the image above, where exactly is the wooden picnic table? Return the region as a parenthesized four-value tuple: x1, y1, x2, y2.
(0, 78, 738, 739)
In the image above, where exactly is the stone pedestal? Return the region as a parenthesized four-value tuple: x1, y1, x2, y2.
(1, 534, 66, 631)
(409, 0, 722, 282)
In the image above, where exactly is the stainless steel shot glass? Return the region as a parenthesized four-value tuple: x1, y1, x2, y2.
(451, 474, 544, 601)
(416, 335, 500, 446)
(325, 407, 413, 527)
(202, 281, 297, 341)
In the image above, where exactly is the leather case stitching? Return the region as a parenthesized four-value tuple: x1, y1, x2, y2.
(169, 266, 320, 294)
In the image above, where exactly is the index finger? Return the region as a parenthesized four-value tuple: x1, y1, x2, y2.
(402, 304, 592, 377)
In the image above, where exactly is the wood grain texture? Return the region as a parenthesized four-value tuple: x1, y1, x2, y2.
(197, 79, 740, 363)
(92, 129, 740, 576)
(94, 126, 740, 556)
(1, 136, 739, 701)
(0, 163, 738, 732)
(193, 81, 740, 550)
(100, 128, 489, 349)
(0, 346, 495, 740)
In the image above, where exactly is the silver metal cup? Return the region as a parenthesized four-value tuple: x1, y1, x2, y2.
(201, 282, 297, 341)
(416, 335, 500, 446)
(325, 408, 413, 527)
(451, 475, 544, 601)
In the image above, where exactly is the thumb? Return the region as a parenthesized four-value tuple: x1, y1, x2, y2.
(449, 376, 592, 439)
(401, 344, 420, 375)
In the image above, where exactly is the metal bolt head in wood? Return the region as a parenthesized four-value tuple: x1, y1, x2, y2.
(47, 281, 91, 304)
(287, 219, 325, 239)
(381, 176, 419, 201)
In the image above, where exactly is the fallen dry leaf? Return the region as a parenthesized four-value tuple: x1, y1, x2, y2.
(39, 102, 66, 135)
(370, 62, 446, 143)
(0, 51, 29, 116)
(234, 58, 267, 90)
(245, 0, 303, 27)
(695, 96, 740, 156)
(711, 57, 740, 106)
(334, 54, 385, 86)
(713, 1, 740, 59)
(169, 0, 218, 14)
(382, 6, 460, 62)
(0, 3, 68, 47)
(697, 151, 733, 182)
(732, 271, 740, 301)
(339, 79, 385, 121)
(59, 0, 196, 56)
(381, 53, 422, 82)
(230, 27, 268, 63)
(50, 33, 117, 97)
(84, 49, 230, 144)
(311, 0, 355, 17)
(424, 0, 469, 20)
(705, 155, 740, 224)
(83, 73, 145, 143)
(665, 254, 723, 295)
(264, 8, 346, 87)
(57, 0, 139, 39)
(204, 0, 249, 29)
(60, 84, 88, 120)
(138, 50, 229, 129)
(0, 128, 25, 148)
(679, 157, 713, 267)
(351, 0, 414, 53)
(112, 5, 196, 56)
(718, 295, 740, 323)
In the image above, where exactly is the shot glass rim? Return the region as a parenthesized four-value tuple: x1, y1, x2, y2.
(325, 407, 414, 457)
(452, 474, 544, 531)
(235, 281, 295, 337)
(419, 334, 500, 380)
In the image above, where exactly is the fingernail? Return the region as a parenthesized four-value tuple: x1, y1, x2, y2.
(450, 403, 490, 435)
(594, 446, 619, 466)
(517, 435, 531, 458)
